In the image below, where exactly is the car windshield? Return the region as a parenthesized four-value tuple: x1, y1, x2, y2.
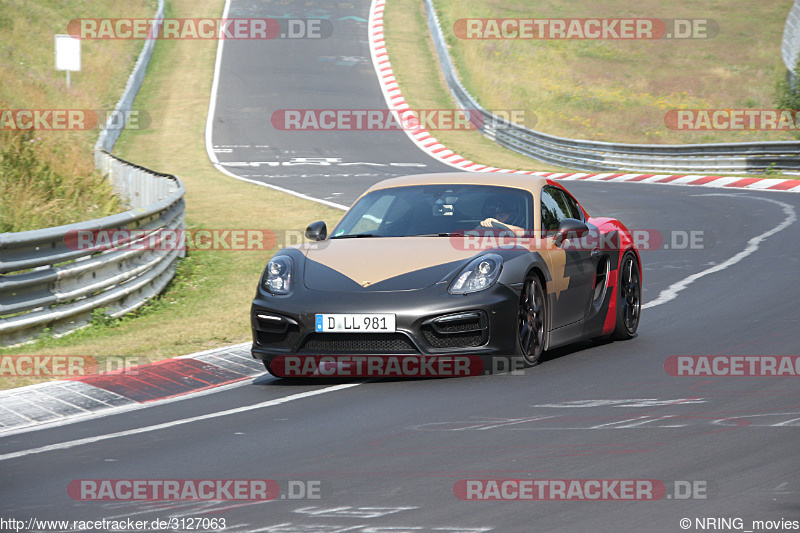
(330, 184, 534, 238)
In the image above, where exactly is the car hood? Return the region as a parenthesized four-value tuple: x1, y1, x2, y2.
(300, 237, 479, 291)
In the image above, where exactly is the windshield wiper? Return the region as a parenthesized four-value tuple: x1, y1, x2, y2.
(329, 233, 381, 239)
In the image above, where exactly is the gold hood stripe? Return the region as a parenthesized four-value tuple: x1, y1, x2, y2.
(303, 237, 479, 286)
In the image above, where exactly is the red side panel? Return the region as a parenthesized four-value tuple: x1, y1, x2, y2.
(587, 217, 641, 336)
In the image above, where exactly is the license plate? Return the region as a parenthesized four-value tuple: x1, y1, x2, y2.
(315, 314, 396, 333)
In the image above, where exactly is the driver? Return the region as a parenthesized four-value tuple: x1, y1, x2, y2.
(479, 194, 526, 235)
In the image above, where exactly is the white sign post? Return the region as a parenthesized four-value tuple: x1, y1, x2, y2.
(54, 34, 81, 88)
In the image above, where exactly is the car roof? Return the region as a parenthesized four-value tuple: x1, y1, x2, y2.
(364, 172, 549, 195)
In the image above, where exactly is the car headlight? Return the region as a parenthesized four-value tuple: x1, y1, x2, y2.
(264, 255, 293, 294)
(449, 254, 503, 294)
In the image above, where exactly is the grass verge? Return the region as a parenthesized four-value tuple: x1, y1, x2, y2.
(424, 0, 794, 144)
(0, 0, 156, 231)
(383, 0, 799, 176)
(0, 0, 343, 390)
(382, 0, 571, 173)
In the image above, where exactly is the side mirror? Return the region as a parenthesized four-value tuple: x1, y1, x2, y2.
(553, 218, 588, 247)
(305, 221, 327, 241)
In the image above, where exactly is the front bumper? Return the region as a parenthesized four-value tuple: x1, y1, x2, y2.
(250, 281, 522, 367)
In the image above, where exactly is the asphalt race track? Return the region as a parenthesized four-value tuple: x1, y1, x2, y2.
(2, 0, 799, 532)
(206, 0, 455, 206)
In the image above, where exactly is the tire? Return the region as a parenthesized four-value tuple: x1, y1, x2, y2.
(518, 273, 546, 366)
(612, 251, 641, 340)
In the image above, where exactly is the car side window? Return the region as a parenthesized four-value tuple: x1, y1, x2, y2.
(541, 186, 570, 234)
(562, 190, 584, 221)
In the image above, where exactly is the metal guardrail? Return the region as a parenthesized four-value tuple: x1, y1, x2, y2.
(424, 0, 800, 174)
(783, 0, 800, 81)
(96, 0, 165, 152)
(0, 152, 185, 346)
(0, 0, 184, 346)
